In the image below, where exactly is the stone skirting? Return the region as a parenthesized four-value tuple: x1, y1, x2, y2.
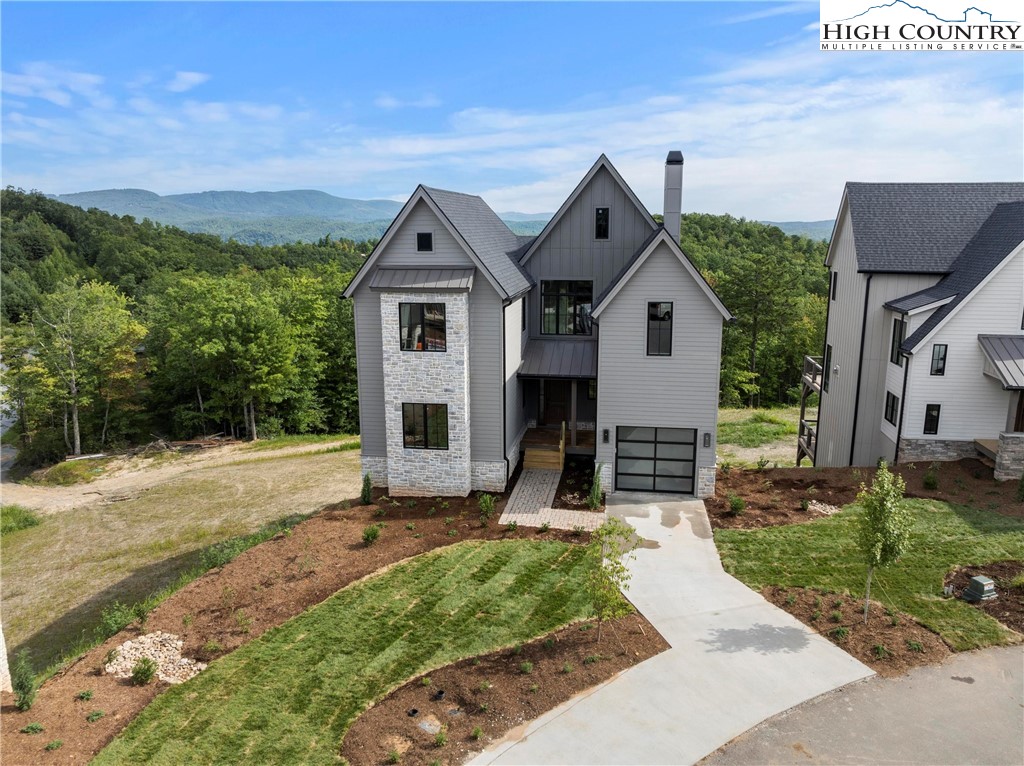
(360, 454, 388, 486)
(898, 438, 978, 464)
(597, 461, 614, 494)
(995, 431, 1024, 482)
(471, 461, 507, 492)
(697, 466, 716, 498)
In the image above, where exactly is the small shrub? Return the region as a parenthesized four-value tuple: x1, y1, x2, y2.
(440, 501, 450, 510)
(104, 648, 119, 666)
(810, 610, 821, 622)
(587, 464, 603, 509)
(130, 657, 157, 686)
(785, 594, 796, 605)
(519, 661, 533, 674)
(20, 722, 43, 734)
(829, 626, 849, 641)
(421, 676, 431, 686)
(75, 689, 93, 701)
(203, 640, 223, 654)
(405, 499, 417, 508)
(512, 643, 522, 655)
(373, 506, 388, 517)
(583, 654, 600, 664)
(873, 644, 891, 659)
(182, 613, 194, 628)
(1010, 573, 1024, 590)
(907, 639, 924, 652)
(86, 710, 105, 723)
(832, 599, 843, 609)
(45, 740, 64, 751)
(427, 506, 436, 516)
(539, 522, 551, 533)
(720, 461, 732, 475)
(923, 465, 939, 490)
(387, 749, 401, 764)
(405, 522, 415, 531)
(98, 601, 136, 639)
(529, 683, 539, 693)
(504, 521, 518, 533)
(799, 498, 810, 512)
(447, 529, 457, 537)
(479, 681, 492, 691)
(562, 663, 573, 673)
(471, 726, 483, 740)
(362, 524, 381, 546)
(360, 473, 373, 505)
(571, 524, 585, 537)
(756, 456, 770, 471)
(471, 658, 480, 666)
(727, 495, 745, 516)
(479, 703, 489, 712)
(890, 615, 900, 627)
(479, 493, 496, 520)
(234, 609, 252, 634)
(434, 727, 448, 747)
(12, 649, 37, 711)
(814, 595, 823, 608)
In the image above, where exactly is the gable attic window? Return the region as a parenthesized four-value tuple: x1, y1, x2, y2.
(647, 302, 672, 356)
(400, 303, 446, 351)
(416, 232, 433, 252)
(890, 317, 906, 366)
(402, 403, 448, 449)
(595, 207, 610, 240)
(541, 281, 592, 335)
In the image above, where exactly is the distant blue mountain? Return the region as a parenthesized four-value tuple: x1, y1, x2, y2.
(760, 220, 834, 241)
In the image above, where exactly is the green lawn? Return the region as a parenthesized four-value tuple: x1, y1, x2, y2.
(1, 504, 41, 536)
(716, 499, 1024, 650)
(95, 540, 595, 765)
(243, 432, 356, 451)
(718, 409, 798, 448)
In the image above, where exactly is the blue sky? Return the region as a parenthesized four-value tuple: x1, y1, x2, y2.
(2, 1, 1022, 219)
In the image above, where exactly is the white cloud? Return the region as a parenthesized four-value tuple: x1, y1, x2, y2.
(722, 2, 817, 24)
(166, 71, 210, 93)
(1, 62, 111, 108)
(374, 92, 442, 110)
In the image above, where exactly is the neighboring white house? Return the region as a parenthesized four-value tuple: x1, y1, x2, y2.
(343, 152, 733, 497)
(802, 183, 1024, 481)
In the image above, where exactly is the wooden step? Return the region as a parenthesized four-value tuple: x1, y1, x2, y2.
(524, 449, 563, 470)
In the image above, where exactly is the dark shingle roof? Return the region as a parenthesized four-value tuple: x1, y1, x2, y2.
(422, 187, 533, 299)
(899, 201, 1024, 352)
(846, 182, 1024, 273)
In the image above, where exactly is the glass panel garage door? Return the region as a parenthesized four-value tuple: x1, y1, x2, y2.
(616, 427, 696, 493)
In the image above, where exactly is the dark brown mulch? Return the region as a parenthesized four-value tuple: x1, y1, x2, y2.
(341, 614, 668, 766)
(707, 459, 1024, 530)
(762, 587, 951, 677)
(0, 491, 587, 766)
(945, 560, 1024, 635)
(551, 456, 602, 511)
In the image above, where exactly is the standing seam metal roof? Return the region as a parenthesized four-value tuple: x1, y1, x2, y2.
(978, 335, 1024, 390)
(368, 268, 475, 291)
(518, 339, 598, 379)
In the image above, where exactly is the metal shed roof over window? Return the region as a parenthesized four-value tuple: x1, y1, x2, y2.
(518, 339, 597, 379)
(979, 335, 1024, 390)
(368, 268, 475, 291)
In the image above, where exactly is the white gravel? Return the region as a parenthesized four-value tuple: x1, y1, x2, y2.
(104, 631, 206, 684)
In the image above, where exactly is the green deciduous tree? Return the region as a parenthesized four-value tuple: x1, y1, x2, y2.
(585, 516, 639, 641)
(856, 461, 911, 623)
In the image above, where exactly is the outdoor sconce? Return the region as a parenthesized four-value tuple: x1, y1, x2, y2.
(602, 428, 610, 444)
(703, 432, 711, 448)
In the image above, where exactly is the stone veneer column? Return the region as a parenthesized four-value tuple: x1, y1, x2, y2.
(380, 291, 471, 496)
(994, 431, 1024, 481)
(696, 466, 716, 498)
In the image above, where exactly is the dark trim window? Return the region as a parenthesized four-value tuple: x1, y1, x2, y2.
(402, 403, 448, 449)
(416, 232, 433, 252)
(923, 403, 941, 435)
(521, 297, 527, 332)
(823, 344, 833, 393)
(647, 302, 672, 356)
(890, 317, 906, 366)
(884, 391, 899, 426)
(830, 271, 838, 301)
(541, 280, 592, 335)
(400, 303, 446, 352)
(595, 207, 609, 240)
(930, 344, 947, 376)
(588, 380, 597, 400)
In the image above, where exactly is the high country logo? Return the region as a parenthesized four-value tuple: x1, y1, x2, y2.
(820, 0, 1023, 50)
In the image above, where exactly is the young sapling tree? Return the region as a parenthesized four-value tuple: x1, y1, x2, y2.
(856, 461, 911, 624)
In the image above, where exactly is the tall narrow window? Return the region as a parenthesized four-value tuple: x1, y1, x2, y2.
(890, 317, 906, 366)
(521, 296, 527, 333)
(884, 391, 899, 426)
(647, 302, 672, 356)
(830, 271, 838, 301)
(416, 232, 433, 252)
(923, 404, 941, 435)
(402, 403, 449, 449)
(541, 281, 592, 335)
(930, 344, 947, 376)
(823, 344, 833, 393)
(399, 303, 446, 351)
(595, 207, 610, 240)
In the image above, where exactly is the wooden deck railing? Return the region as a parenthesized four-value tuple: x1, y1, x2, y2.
(798, 418, 817, 463)
(802, 355, 823, 393)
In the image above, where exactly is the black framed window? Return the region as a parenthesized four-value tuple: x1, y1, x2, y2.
(541, 281, 592, 335)
(595, 207, 609, 240)
(823, 344, 833, 393)
(884, 391, 899, 426)
(402, 403, 448, 449)
(647, 302, 672, 356)
(923, 403, 941, 435)
(890, 317, 906, 366)
(588, 380, 597, 400)
(521, 297, 527, 332)
(830, 271, 837, 301)
(416, 232, 433, 252)
(930, 344, 947, 376)
(399, 303, 446, 351)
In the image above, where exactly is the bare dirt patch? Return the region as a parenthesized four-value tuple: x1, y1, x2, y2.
(945, 560, 1024, 635)
(707, 459, 1023, 530)
(762, 587, 950, 677)
(341, 615, 668, 766)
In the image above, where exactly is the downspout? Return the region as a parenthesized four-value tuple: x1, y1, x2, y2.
(894, 347, 910, 465)
(848, 274, 873, 466)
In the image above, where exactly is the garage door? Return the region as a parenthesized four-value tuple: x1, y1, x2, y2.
(615, 426, 696, 493)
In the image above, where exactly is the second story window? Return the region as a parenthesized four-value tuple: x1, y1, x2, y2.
(830, 271, 837, 301)
(595, 207, 609, 240)
(541, 281, 592, 335)
(400, 302, 446, 351)
(647, 302, 672, 356)
(890, 317, 906, 366)
(930, 344, 947, 375)
(416, 232, 433, 252)
(823, 344, 833, 393)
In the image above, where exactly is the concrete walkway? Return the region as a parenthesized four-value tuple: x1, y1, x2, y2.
(499, 468, 605, 531)
(701, 644, 1024, 766)
(470, 493, 874, 766)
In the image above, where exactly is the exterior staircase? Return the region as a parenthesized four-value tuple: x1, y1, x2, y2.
(523, 422, 566, 471)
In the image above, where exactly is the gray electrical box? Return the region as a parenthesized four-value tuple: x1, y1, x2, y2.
(962, 575, 996, 602)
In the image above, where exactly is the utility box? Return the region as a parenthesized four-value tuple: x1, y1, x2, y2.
(962, 575, 997, 602)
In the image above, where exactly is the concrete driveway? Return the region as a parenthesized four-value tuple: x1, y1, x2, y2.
(469, 493, 874, 766)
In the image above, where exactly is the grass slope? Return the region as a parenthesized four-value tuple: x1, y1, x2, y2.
(718, 410, 798, 448)
(716, 499, 1024, 650)
(95, 540, 594, 765)
(1, 504, 41, 536)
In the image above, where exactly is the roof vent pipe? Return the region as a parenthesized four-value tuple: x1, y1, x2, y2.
(663, 151, 684, 244)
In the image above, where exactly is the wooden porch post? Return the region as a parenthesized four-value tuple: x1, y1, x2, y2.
(570, 380, 578, 447)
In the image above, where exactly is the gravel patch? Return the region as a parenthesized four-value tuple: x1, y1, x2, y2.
(104, 631, 206, 684)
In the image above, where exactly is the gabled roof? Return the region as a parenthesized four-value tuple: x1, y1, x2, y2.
(343, 185, 532, 300)
(843, 182, 1024, 273)
(518, 154, 658, 265)
(897, 201, 1024, 352)
(591, 228, 733, 321)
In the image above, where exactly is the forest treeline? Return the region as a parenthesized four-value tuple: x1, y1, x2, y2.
(1, 188, 828, 467)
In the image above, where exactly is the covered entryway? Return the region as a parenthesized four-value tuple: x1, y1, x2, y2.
(615, 426, 696, 493)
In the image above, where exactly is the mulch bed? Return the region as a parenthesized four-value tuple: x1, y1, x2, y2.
(551, 456, 602, 511)
(707, 459, 1024, 530)
(945, 560, 1024, 635)
(0, 487, 599, 766)
(762, 587, 951, 677)
(342, 614, 668, 766)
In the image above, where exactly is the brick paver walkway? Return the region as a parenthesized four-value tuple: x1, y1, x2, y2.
(499, 468, 605, 531)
